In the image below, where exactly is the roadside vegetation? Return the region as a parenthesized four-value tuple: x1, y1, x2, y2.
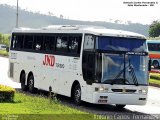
(0, 33, 10, 47)
(149, 73, 160, 86)
(148, 20, 160, 38)
(0, 50, 8, 56)
(147, 37, 160, 40)
(0, 91, 93, 120)
(0, 85, 15, 102)
(0, 33, 10, 56)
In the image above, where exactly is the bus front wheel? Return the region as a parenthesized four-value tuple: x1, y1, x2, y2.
(73, 84, 81, 105)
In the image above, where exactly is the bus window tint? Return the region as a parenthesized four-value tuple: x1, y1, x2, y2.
(50, 38, 55, 50)
(44, 36, 50, 51)
(56, 36, 68, 52)
(69, 37, 82, 54)
(24, 35, 34, 49)
(84, 35, 95, 50)
(34, 36, 43, 51)
(11, 33, 82, 56)
(11, 35, 17, 49)
(11, 34, 24, 49)
(148, 43, 160, 51)
(44, 36, 56, 51)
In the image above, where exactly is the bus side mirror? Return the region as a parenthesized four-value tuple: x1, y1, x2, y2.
(148, 59, 151, 71)
(6, 47, 9, 52)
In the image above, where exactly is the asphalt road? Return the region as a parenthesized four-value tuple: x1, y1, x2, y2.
(0, 56, 20, 88)
(0, 56, 160, 119)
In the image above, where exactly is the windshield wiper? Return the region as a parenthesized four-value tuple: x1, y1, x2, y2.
(103, 78, 124, 84)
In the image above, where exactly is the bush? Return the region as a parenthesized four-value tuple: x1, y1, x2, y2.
(0, 85, 15, 102)
(0, 50, 8, 56)
(150, 73, 160, 80)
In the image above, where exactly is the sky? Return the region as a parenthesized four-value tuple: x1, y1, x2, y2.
(0, 0, 160, 24)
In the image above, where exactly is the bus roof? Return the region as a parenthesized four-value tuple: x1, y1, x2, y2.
(12, 25, 145, 39)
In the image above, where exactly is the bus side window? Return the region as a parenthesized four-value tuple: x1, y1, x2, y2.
(23, 35, 34, 50)
(17, 35, 24, 49)
(11, 35, 17, 49)
(158, 44, 160, 50)
(50, 36, 56, 51)
(44, 36, 50, 51)
(68, 36, 82, 54)
(56, 36, 68, 52)
(44, 36, 55, 52)
(34, 36, 44, 51)
(11, 34, 24, 49)
(84, 35, 95, 50)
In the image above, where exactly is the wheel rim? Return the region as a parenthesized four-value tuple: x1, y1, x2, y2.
(21, 74, 25, 89)
(75, 88, 81, 102)
(29, 77, 33, 91)
(153, 61, 159, 68)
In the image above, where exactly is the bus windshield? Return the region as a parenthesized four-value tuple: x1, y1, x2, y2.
(97, 36, 148, 85)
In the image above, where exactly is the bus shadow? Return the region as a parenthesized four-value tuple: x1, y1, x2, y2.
(56, 94, 148, 115)
(17, 89, 151, 116)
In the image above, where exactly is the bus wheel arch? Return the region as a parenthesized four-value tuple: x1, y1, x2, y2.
(115, 104, 126, 109)
(20, 70, 27, 91)
(27, 72, 35, 93)
(71, 80, 81, 105)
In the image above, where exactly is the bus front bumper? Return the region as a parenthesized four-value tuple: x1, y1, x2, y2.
(93, 92, 147, 105)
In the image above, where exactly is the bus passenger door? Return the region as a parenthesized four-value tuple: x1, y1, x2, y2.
(82, 51, 96, 85)
(82, 51, 96, 101)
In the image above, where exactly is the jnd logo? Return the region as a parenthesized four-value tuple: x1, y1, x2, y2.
(43, 55, 55, 67)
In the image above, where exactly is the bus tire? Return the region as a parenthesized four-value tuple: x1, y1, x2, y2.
(115, 104, 126, 109)
(20, 73, 27, 91)
(153, 60, 159, 69)
(28, 74, 35, 93)
(73, 84, 81, 105)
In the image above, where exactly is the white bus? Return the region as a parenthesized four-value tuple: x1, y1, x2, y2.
(9, 25, 149, 108)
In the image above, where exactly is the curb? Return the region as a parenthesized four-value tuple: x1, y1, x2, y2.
(0, 55, 8, 58)
(149, 83, 160, 88)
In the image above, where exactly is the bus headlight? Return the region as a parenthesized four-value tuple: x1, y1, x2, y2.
(95, 87, 108, 92)
(139, 89, 147, 94)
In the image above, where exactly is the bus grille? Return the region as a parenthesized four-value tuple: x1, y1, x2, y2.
(10, 63, 14, 78)
(111, 89, 136, 93)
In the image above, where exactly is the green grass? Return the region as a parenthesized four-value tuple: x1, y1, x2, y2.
(0, 50, 8, 56)
(149, 73, 160, 86)
(149, 79, 160, 85)
(150, 73, 160, 80)
(0, 92, 93, 120)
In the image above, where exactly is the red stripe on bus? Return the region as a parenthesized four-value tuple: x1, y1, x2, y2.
(149, 54, 160, 59)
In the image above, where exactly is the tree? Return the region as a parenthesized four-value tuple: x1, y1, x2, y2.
(149, 21, 160, 37)
(0, 33, 2, 44)
(0, 34, 10, 47)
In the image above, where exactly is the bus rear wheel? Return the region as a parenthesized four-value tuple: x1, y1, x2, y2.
(73, 84, 81, 105)
(115, 104, 126, 109)
(20, 73, 27, 91)
(28, 75, 35, 93)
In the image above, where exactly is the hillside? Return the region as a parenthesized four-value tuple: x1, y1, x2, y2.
(0, 4, 149, 36)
